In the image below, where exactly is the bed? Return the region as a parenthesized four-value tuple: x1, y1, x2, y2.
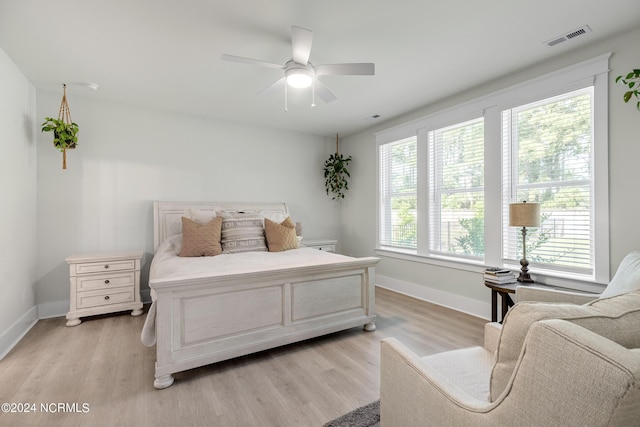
(142, 201, 379, 389)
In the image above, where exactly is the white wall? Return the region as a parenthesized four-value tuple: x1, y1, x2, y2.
(35, 92, 341, 316)
(341, 27, 640, 318)
(0, 47, 38, 358)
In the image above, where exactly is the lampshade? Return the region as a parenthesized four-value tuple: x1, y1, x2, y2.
(509, 202, 540, 227)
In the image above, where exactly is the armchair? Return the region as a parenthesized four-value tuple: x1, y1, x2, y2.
(380, 251, 640, 426)
(381, 319, 640, 426)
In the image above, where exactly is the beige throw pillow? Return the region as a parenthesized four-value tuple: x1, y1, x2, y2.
(264, 217, 299, 252)
(490, 290, 640, 401)
(179, 216, 223, 257)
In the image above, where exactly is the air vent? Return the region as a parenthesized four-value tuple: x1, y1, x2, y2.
(545, 25, 592, 47)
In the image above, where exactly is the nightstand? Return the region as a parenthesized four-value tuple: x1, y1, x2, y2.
(65, 251, 144, 326)
(302, 238, 337, 253)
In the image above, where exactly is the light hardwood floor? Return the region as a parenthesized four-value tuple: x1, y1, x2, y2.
(0, 287, 485, 427)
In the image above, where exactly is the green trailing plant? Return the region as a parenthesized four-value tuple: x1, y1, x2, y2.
(615, 69, 640, 111)
(324, 133, 353, 200)
(41, 117, 79, 150)
(41, 84, 79, 169)
(324, 152, 352, 199)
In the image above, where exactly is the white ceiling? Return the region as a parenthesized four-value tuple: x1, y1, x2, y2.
(1, 1, 639, 137)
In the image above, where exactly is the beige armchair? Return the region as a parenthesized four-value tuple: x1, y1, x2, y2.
(380, 252, 640, 426)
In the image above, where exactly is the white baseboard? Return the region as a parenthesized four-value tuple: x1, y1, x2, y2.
(376, 274, 491, 320)
(0, 306, 38, 361)
(37, 300, 70, 319)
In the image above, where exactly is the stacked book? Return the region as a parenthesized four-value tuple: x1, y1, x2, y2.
(484, 267, 517, 284)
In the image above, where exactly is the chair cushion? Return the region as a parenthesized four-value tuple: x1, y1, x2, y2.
(421, 346, 494, 402)
(490, 290, 640, 401)
(600, 251, 640, 298)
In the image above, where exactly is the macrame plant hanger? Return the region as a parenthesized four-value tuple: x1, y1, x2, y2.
(58, 84, 73, 169)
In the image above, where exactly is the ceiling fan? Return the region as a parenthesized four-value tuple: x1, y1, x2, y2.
(221, 25, 375, 107)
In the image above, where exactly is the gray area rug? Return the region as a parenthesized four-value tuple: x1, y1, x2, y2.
(323, 400, 380, 427)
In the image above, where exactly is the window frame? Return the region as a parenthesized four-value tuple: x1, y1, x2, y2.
(375, 53, 610, 288)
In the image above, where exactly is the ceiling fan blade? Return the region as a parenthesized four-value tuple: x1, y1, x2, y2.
(314, 80, 337, 103)
(291, 25, 313, 65)
(315, 63, 375, 76)
(258, 77, 285, 96)
(221, 54, 283, 69)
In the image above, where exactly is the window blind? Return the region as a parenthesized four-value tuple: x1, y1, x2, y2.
(379, 137, 418, 249)
(428, 117, 484, 259)
(502, 87, 594, 274)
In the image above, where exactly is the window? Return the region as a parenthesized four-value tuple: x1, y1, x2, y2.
(502, 88, 594, 275)
(376, 54, 609, 284)
(429, 117, 484, 259)
(379, 136, 417, 249)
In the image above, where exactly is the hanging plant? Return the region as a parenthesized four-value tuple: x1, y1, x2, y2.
(324, 133, 352, 200)
(41, 117, 79, 150)
(41, 84, 79, 169)
(615, 69, 640, 111)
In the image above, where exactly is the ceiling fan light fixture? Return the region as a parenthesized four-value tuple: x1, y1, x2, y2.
(285, 68, 313, 88)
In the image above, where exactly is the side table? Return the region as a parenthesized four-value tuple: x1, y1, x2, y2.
(302, 238, 337, 253)
(484, 281, 520, 323)
(66, 251, 144, 326)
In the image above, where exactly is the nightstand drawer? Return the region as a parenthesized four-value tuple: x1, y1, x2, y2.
(302, 239, 338, 253)
(75, 259, 136, 274)
(77, 272, 135, 291)
(77, 288, 135, 309)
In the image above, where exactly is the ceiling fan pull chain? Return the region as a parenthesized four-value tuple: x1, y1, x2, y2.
(311, 80, 316, 107)
(284, 82, 288, 112)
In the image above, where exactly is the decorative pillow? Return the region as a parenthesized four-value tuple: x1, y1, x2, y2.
(220, 211, 267, 254)
(179, 216, 222, 257)
(264, 217, 299, 252)
(489, 290, 640, 401)
(600, 251, 640, 298)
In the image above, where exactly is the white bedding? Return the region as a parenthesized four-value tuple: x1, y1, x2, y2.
(142, 235, 355, 346)
(150, 234, 353, 284)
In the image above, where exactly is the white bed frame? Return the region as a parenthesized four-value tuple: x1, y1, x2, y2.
(149, 201, 379, 389)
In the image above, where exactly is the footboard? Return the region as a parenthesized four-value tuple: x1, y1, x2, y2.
(152, 257, 378, 389)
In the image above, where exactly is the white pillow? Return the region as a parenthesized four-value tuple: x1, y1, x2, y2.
(184, 208, 221, 224)
(600, 251, 640, 298)
(261, 211, 288, 225)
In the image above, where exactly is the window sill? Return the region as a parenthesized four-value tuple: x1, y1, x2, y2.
(375, 247, 607, 294)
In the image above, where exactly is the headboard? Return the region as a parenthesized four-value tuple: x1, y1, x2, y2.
(153, 201, 289, 252)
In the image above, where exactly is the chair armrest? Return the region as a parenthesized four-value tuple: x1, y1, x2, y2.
(493, 320, 640, 425)
(484, 322, 502, 353)
(516, 285, 599, 304)
(380, 338, 495, 427)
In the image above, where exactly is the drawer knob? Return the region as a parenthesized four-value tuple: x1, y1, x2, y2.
(104, 264, 110, 269)
(104, 295, 110, 300)
(104, 279, 110, 284)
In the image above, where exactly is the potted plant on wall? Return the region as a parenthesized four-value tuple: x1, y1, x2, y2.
(615, 68, 640, 111)
(324, 133, 352, 200)
(41, 84, 79, 169)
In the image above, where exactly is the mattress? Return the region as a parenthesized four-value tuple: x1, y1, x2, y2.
(149, 234, 354, 285)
